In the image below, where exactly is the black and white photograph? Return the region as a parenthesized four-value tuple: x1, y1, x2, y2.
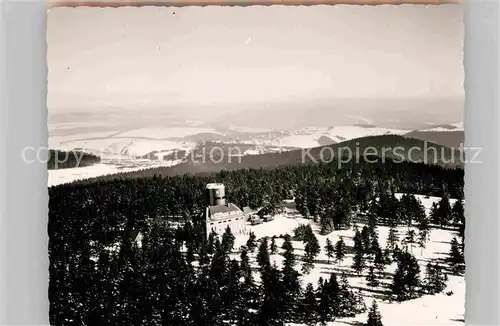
(46, 4, 465, 325)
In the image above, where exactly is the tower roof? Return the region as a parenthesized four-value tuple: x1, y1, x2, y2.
(208, 203, 241, 215)
(206, 183, 224, 189)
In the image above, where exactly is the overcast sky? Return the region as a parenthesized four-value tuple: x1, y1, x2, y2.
(47, 5, 464, 112)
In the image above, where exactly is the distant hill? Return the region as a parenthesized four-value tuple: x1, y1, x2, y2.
(48, 149, 101, 170)
(404, 130, 464, 149)
(78, 135, 463, 181)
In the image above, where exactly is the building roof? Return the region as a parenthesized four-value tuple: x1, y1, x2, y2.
(206, 183, 225, 189)
(209, 203, 241, 215)
(242, 206, 255, 214)
(282, 201, 297, 210)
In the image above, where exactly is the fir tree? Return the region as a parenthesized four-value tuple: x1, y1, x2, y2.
(452, 200, 465, 226)
(246, 232, 257, 253)
(282, 234, 296, 268)
(366, 300, 384, 326)
(353, 230, 364, 253)
(303, 232, 321, 274)
(437, 194, 452, 226)
(301, 283, 318, 326)
(383, 248, 392, 265)
(430, 202, 440, 225)
(282, 234, 301, 319)
(259, 262, 285, 325)
(391, 252, 421, 301)
(374, 247, 386, 273)
(352, 250, 366, 276)
(207, 230, 216, 255)
(404, 229, 416, 253)
(361, 226, 372, 252)
(417, 229, 428, 255)
(325, 238, 335, 263)
(317, 278, 336, 325)
(366, 265, 379, 289)
(367, 205, 379, 238)
(386, 227, 398, 251)
(198, 241, 210, 268)
(257, 238, 270, 270)
(423, 263, 448, 294)
(335, 237, 347, 265)
(448, 237, 465, 275)
(221, 225, 235, 255)
(370, 233, 381, 256)
(240, 247, 253, 283)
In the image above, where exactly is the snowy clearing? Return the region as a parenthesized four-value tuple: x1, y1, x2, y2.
(229, 194, 464, 326)
(48, 159, 182, 187)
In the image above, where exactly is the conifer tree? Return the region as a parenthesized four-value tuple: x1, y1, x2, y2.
(366, 300, 384, 326)
(259, 262, 285, 325)
(303, 232, 320, 274)
(335, 237, 347, 265)
(437, 194, 452, 226)
(325, 238, 335, 263)
(282, 234, 296, 268)
(301, 283, 318, 326)
(257, 238, 270, 270)
(317, 278, 335, 325)
(386, 227, 398, 251)
(198, 241, 210, 268)
(207, 231, 216, 255)
(319, 273, 342, 320)
(392, 244, 403, 261)
(246, 232, 257, 253)
(338, 273, 353, 315)
(270, 236, 278, 255)
(353, 229, 364, 253)
(448, 237, 465, 275)
(423, 263, 448, 294)
(417, 230, 428, 255)
(361, 226, 372, 252)
(430, 202, 440, 225)
(221, 226, 235, 255)
(367, 205, 379, 238)
(282, 234, 301, 319)
(417, 213, 431, 254)
(452, 199, 465, 226)
(391, 252, 421, 301)
(352, 250, 366, 276)
(366, 265, 379, 289)
(240, 247, 253, 283)
(374, 247, 386, 273)
(383, 247, 392, 265)
(370, 233, 381, 256)
(404, 229, 416, 253)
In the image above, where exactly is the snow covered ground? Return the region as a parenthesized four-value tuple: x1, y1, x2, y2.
(47, 122, 462, 187)
(48, 158, 182, 187)
(230, 195, 464, 326)
(49, 124, 410, 160)
(420, 122, 464, 133)
(263, 125, 410, 149)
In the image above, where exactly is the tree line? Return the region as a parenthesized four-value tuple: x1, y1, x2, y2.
(48, 149, 101, 170)
(48, 158, 464, 325)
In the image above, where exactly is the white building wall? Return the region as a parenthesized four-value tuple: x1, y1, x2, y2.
(206, 214, 248, 236)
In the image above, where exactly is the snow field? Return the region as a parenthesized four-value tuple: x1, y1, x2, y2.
(48, 158, 182, 187)
(229, 195, 464, 326)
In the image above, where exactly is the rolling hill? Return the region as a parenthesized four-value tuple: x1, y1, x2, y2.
(72, 135, 463, 182)
(404, 130, 464, 149)
(403, 121, 464, 149)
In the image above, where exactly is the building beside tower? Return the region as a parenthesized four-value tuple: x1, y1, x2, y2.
(205, 183, 248, 236)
